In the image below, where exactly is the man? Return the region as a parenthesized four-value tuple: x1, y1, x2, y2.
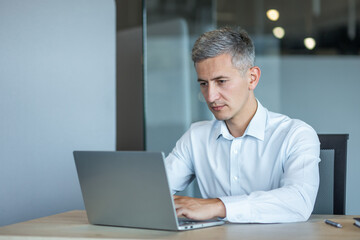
(165, 27, 320, 223)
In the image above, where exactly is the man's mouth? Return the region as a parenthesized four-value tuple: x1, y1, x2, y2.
(211, 105, 225, 111)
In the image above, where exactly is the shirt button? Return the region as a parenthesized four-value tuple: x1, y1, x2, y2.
(233, 176, 238, 181)
(234, 149, 238, 154)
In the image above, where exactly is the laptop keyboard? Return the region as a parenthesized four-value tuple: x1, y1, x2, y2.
(178, 219, 200, 226)
(178, 218, 217, 226)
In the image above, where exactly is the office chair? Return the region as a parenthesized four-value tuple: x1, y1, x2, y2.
(313, 134, 349, 215)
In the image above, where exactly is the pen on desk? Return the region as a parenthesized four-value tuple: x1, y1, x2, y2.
(324, 219, 343, 228)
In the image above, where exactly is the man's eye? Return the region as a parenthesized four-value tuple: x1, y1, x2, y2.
(199, 82, 207, 86)
(218, 80, 226, 84)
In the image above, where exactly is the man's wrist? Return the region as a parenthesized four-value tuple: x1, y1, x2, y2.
(213, 198, 226, 218)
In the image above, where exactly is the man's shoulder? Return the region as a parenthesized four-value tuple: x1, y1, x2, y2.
(187, 119, 223, 139)
(257, 102, 310, 133)
(189, 119, 218, 131)
(267, 110, 312, 130)
(266, 110, 318, 142)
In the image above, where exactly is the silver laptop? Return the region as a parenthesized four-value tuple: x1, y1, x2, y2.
(73, 151, 225, 231)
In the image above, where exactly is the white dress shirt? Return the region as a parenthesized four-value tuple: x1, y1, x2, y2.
(165, 101, 320, 223)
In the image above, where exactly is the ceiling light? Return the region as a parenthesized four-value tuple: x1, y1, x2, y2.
(304, 37, 316, 50)
(273, 27, 285, 39)
(266, 9, 279, 21)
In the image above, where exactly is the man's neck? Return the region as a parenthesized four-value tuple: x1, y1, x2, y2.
(225, 97, 258, 138)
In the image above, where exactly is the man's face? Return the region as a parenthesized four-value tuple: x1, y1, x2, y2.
(195, 53, 254, 123)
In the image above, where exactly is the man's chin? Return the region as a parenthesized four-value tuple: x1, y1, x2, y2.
(211, 112, 229, 121)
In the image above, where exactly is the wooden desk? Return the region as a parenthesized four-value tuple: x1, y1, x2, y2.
(0, 211, 359, 239)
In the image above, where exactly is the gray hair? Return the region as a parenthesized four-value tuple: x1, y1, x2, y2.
(192, 27, 255, 73)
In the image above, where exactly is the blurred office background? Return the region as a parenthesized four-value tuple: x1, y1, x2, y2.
(0, 0, 359, 227)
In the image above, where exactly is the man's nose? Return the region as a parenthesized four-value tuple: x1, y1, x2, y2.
(205, 85, 220, 103)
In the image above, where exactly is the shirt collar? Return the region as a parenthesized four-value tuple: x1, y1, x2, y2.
(214, 99, 267, 141)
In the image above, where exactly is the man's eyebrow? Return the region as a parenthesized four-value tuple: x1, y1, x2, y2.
(197, 76, 229, 82)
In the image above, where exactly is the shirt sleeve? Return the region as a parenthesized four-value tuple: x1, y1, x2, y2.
(219, 125, 320, 223)
(165, 129, 195, 195)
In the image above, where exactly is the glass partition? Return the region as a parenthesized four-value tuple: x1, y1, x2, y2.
(144, 0, 216, 196)
(144, 0, 216, 157)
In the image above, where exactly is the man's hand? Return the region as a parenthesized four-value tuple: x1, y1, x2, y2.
(173, 195, 226, 220)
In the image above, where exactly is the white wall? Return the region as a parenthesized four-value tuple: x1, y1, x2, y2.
(280, 56, 360, 214)
(0, 0, 116, 226)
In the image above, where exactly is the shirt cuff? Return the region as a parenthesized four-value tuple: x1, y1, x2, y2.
(218, 195, 253, 223)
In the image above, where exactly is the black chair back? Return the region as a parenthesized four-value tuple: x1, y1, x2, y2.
(313, 134, 348, 215)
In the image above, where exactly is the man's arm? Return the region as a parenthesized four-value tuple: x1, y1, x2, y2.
(165, 125, 227, 220)
(165, 129, 196, 194)
(218, 125, 320, 223)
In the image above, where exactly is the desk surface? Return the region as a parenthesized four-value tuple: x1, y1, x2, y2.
(0, 211, 359, 240)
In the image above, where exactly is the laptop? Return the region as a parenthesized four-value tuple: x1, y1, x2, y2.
(73, 151, 225, 231)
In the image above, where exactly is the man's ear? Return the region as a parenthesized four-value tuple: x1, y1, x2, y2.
(248, 66, 261, 90)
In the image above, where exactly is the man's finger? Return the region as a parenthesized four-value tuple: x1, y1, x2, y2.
(176, 207, 190, 219)
(173, 195, 188, 201)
